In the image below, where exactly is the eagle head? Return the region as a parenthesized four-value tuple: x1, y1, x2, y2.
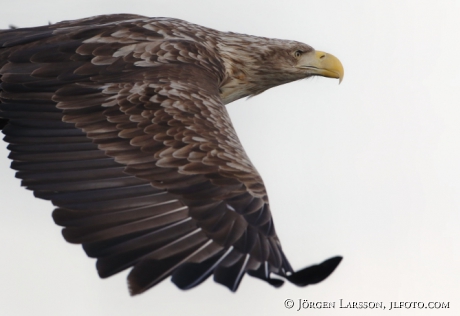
(218, 36, 344, 104)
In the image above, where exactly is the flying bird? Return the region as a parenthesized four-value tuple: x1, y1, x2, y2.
(0, 14, 344, 295)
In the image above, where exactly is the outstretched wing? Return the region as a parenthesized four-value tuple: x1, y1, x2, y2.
(0, 15, 341, 294)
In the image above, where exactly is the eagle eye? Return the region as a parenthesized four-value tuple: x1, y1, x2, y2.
(294, 50, 303, 58)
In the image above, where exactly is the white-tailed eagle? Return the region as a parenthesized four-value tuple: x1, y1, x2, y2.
(0, 14, 344, 295)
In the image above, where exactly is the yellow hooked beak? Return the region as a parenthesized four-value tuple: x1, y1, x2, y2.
(299, 51, 344, 83)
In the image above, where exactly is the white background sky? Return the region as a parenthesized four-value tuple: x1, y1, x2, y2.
(0, 0, 459, 315)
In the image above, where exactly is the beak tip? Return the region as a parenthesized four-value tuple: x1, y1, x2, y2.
(314, 51, 344, 85)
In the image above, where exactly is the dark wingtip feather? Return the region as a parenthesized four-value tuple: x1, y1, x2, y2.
(0, 119, 8, 130)
(171, 251, 224, 290)
(213, 254, 249, 292)
(127, 258, 169, 296)
(127, 247, 206, 295)
(171, 262, 213, 290)
(286, 256, 343, 287)
(247, 263, 285, 288)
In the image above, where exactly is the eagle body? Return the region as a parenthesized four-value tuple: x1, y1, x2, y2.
(0, 14, 343, 294)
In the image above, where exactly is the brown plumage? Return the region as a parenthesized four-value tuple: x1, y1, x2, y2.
(0, 14, 344, 295)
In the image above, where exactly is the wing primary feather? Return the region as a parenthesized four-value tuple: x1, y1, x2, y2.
(41, 183, 158, 204)
(53, 200, 183, 226)
(88, 217, 195, 259)
(62, 205, 190, 243)
(246, 261, 285, 288)
(213, 253, 250, 292)
(94, 218, 198, 277)
(127, 236, 213, 295)
(171, 246, 233, 290)
(27, 175, 146, 192)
